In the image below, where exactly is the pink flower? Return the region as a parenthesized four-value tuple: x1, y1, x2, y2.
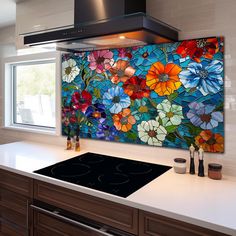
(88, 50, 114, 73)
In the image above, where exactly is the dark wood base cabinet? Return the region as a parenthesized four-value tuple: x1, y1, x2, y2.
(0, 169, 33, 236)
(139, 211, 229, 236)
(0, 169, 230, 236)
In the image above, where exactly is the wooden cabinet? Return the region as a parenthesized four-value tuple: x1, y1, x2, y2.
(0, 169, 33, 236)
(0, 169, 230, 236)
(139, 211, 229, 236)
(33, 180, 138, 235)
(15, 0, 74, 49)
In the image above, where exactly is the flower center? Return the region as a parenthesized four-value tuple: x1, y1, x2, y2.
(65, 66, 72, 75)
(148, 130, 157, 138)
(96, 56, 104, 64)
(200, 114, 211, 123)
(207, 136, 216, 145)
(142, 52, 149, 58)
(117, 69, 125, 77)
(138, 106, 148, 113)
(199, 69, 208, 79)
(112, 96, 121, 103)
(166, 111, 174, 118)
(197, 39, 207, 48)
(159, 73, 169, 82)
(92, 111, 101, 118)
(120, 117, 128, 125)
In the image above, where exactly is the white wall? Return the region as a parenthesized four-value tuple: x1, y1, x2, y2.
(0, 0, 236, 176)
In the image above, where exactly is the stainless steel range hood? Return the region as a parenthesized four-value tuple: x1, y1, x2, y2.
(23, 0, 179, 52)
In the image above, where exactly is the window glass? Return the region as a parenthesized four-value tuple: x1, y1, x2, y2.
(13, 61, 56, 128)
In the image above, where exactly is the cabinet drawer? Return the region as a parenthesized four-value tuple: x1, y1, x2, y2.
(139, 211, 229, 236)
(34, 211, 99, 236)
(34, 180, 138, 235)
(0, 219, 26, 236)
(0, 169, 33, 197)
(0, 188, 28, 216)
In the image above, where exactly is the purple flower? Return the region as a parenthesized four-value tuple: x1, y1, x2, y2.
(85, 103, 106, 124)
(96, 124, 119, 141)
(187, 102, 223, 129)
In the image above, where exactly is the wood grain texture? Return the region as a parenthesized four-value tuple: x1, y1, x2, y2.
(139, 211, 229, 236)
(34, 180, 138, 235)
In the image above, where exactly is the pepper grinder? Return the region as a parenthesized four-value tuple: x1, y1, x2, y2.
(189, 144, 195, 174)
(198, 146, 204, 177)
(66, 127, 73, 150)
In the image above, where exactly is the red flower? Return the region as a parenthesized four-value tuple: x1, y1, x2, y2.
(71, 90, 92, 112)
(123, 76, 151, 100)
(176, 38, 219, 63)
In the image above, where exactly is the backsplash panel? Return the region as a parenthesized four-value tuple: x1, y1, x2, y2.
(61, 37, 224, 153)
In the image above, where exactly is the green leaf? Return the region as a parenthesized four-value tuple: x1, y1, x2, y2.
(165, 125, 177, 133)
(165, 133, 176, 142)
(215, 103, 223, 112)
(183, 123, 202, 136)
(127, 132, 138, 140)
(167, 92, 178, 102)
(94, 88, 101, 99)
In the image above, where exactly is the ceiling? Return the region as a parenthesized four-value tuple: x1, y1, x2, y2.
(0, 0, 16, 28)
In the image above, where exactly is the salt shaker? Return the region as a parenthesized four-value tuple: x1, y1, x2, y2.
(198, 146, 204, 177)
(189, 144, 195, 174)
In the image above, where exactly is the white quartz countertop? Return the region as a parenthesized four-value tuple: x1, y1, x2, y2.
(0, 141, 236, 235)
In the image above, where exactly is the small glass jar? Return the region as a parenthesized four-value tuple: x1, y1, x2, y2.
(208, 163, 222, 180)
(173, 158, 186, 174)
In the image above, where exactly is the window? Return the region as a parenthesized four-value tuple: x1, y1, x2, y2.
(13, 61, 56, 128)
(4, 52, 59, 134)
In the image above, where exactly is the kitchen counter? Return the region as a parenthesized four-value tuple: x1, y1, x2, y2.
(0, 141, 236, 235)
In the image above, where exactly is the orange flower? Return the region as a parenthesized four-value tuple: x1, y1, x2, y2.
(146, 62, 182, 96)
(109, 60, 135, 84)
(113, 108, 136, 132)
(195, 130, 224, 153)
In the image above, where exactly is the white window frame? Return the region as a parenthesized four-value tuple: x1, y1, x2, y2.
(3, 52, 61, 136)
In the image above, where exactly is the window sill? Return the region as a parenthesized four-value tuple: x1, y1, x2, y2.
(2, 125, 59, 136)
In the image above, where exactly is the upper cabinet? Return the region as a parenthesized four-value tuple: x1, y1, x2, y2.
(15, 0, 74, 49)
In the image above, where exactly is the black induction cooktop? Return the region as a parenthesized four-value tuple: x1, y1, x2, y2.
(34, 152, 171, 198)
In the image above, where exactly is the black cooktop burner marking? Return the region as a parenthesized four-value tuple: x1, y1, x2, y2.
(51, 163, 91, 178)
(79, 154, 105, 164)
(116, 162, 153, 175)
(98, 173, 130, 185)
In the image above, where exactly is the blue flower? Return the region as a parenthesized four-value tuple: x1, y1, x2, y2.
(96, 124, 119, 141)
(179, 60, 223, 95)
(103, 87, 131, 114)
(187, 102, 223, 129)
(132, 46, 166, 70)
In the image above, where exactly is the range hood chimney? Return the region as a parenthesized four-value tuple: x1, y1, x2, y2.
(23, 0, 179, 52)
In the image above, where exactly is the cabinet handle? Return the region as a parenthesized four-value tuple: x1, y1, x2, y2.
(30, 204, 116, 236)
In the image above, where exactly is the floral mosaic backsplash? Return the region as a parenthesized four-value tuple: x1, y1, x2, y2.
(62, 37, 224, 153)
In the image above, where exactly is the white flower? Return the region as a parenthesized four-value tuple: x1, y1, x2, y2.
(62, 58, 80, 83)
(157, 99, 184, 126)
(138, 120, 167, 146)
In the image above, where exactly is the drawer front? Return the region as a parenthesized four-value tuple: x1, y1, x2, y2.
(139, 211, 229, 236)
(0, 188, 28, 216)
(34, 211, 100, 236)
(0, 219, 26, 236)
(0, 169, 33, 197)
(34, 180, 138, 235)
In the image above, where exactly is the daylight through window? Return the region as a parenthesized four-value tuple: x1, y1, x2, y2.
(12, 61, 56, 128)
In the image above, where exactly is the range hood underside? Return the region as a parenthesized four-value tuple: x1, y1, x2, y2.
(24, 14, 178, 52)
